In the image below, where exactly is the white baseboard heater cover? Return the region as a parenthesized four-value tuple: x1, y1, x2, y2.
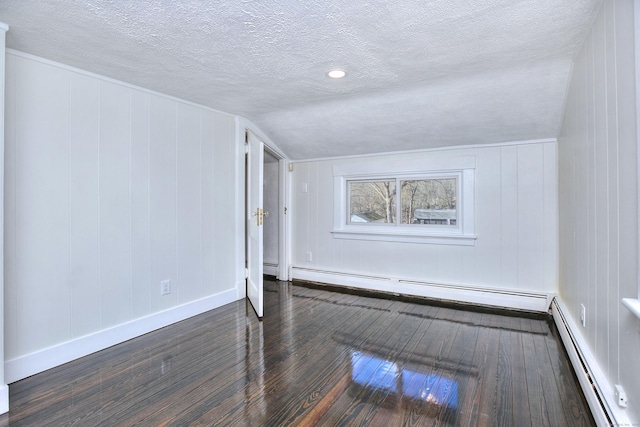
(552, 299, 634, 426)
(291, 266, 553, 312)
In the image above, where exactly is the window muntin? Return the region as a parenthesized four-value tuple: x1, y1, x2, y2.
(347, 176, 458, 228)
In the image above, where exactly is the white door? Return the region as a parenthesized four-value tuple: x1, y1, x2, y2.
(246, 130, 264, 318)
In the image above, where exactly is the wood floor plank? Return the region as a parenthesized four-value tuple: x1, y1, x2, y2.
(522, 318, 552, 427)
(444, 309, 481, 427)
(464, 312, 500, 427)
(508, 330, 533, 426)
(542, 321, 595, 426)
(531, 320, 571, 426)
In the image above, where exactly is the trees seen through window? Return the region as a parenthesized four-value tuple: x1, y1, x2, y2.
(348, 178, 457, 226)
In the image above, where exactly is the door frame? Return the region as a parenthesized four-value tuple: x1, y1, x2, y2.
(262, 145, 288, 281)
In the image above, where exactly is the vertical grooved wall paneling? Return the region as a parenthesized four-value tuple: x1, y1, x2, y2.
(500, 146, 519, 288)
(542, 143, 558, 290)
(4, 52, 17, 358)
(517, 144, 545, 290)
(211, 113, 237, 293)
(176, 103, 202, 304)
(593, 2, 611, 367)
(16, 60, 71, 355)
(308, 163, 318, 267)
(69, 73, 100, 336)
(4, 52, 238, 362)
(316, 162, 334, 267)
(558, 0, 639, 420)
(604, 0, 620, 379)
(99, 81, 132, 328)
(291, 141, 558, 293)
(130, 91, 151, 319)
(473, 147, 501, 286)
(201, 112, 215, 295)
(148, 95, 177, 313)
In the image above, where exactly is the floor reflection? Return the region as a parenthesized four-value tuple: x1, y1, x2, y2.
(351, 352, 399, 394)
(351, 351, 460, 409)
(348, 349, 463, 424)
(402, 369, 458, 409)
(243, 303, 266, 424)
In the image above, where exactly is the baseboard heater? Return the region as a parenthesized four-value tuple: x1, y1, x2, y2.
(290, 266, 552, 312)
(551, 298, 618, 426)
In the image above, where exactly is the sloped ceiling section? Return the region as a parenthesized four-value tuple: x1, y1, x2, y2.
(0, 1, 600, 159)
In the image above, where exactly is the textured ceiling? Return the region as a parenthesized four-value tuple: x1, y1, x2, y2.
(0, 0, 601, 159)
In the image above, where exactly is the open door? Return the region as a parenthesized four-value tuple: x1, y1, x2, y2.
(246, 130, 264, 318)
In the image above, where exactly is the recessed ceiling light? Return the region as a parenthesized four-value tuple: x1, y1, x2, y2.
(327, 69, 346, 79)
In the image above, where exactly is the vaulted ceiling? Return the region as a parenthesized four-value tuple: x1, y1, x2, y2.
(0, 1, 601, 159)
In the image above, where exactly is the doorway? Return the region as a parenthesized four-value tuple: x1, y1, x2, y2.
(263, 149, 280, 278)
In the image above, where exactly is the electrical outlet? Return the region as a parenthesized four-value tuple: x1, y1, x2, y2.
(306, 251, 313, 262)
(580, 304, 586, 327)
(161, 279, 171, 296)
(615, 384, 628, 408)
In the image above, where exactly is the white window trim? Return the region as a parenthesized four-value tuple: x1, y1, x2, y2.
(331, 156, 476, 245)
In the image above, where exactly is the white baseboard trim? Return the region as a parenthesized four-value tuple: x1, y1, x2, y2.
(264, 262, 278, 277)
(0, 384, 8, 414)
(5, 288, 239, 384)
(291, 267, 554, 312)
(552, 298, 636, 426)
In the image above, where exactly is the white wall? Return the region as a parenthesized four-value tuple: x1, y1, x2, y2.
(290, 140, 558, 310)
(558, 0, 640, 422)
(3, 51, 240, 380)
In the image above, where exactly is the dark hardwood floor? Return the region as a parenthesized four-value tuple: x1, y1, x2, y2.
(0, 279, 594, 426)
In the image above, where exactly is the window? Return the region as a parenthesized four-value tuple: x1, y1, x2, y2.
(348, 177, 458, 226)
(332, 156, 476, 245)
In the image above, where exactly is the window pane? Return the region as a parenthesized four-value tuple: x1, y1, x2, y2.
(349, 180, 396, 224)
(401, 178, 457, 226)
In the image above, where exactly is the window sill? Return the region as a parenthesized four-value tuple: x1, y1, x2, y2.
(622, 298, 640, 320)
(331, 228, 477, 246)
